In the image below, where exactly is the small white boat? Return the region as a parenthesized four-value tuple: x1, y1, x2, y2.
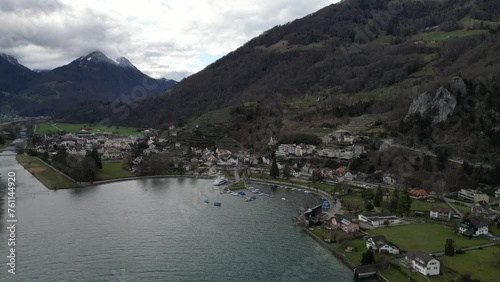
(291, 188, 297, 191)
(213, 176, 228, 186)
(282, 197, 286, 201)
(304, 190, 311, 194)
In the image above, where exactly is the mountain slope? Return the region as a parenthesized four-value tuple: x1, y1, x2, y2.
(0, 54, 38, 92)
(121, 0, 500, 129)
(3, 51, 176, 116)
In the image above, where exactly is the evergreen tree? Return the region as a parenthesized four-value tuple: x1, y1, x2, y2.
(361, 249, 375, 264)
(87, 149, 102, 169)
(270, 153, 279, 178)
(389, 189, 399, 213)
(373, 186, 383, 207)
(397, 190, 412, 216)
(311, 169, 323, 182)
(365, 200, 374, 211)
(283, 164, 291, 179)
(444, 238, 455, 256)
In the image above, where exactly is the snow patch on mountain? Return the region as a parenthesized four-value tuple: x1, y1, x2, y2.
(79, 51, 136, 69)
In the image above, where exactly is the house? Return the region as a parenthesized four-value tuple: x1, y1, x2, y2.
(458, 189, 489, 203)
(102, 149, 123, 160)
(429, 206, 451, 220)
(402, 251, 440, 276)
(358, 213, 400, 226)
(459, 216, 489, 237)
(409, 189, 429, 199)
(366, 235, 399, 254)
(495, 188, 500, 199)
(383, 174, 397, 186)
(471, 201, 498, 223)
(331, 215, 359, 233)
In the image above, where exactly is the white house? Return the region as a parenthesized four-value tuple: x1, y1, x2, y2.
(403, 251, 440, 276)
(458, 189, 489, 203)
(429, 206, 451, 220)
(459, 216, 489, 237)
(358, 213, 401, 226)
(366, 235, 399, 254)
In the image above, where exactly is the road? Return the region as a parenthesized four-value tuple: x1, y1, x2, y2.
(382, 139, 493, 169)
(443, 198, 464, 218)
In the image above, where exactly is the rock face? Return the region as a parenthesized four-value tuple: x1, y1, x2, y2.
(405, 77, 463, 123)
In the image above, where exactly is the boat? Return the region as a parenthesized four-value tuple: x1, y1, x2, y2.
(213, 176, 228, 186)
(214, 202, 222, 207)
(291, 188, 297, 191)
(250, 195, 257, 200)
(304, 190, 311, 194)
(204, 199, 209, 204)
(282, 197, 286, 201)
(231, 192, 239, 196)
(238, 191, 246, 196)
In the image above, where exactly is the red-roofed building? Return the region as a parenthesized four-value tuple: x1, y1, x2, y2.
(409, 189, 429, 199)
(336, 167, 347, 176)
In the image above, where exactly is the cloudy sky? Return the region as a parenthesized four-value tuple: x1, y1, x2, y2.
(0, 0, 335, 81)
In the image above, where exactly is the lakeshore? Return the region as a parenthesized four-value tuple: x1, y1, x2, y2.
(12, 153, 500, 281)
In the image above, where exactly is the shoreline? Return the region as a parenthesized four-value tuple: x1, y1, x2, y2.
(13, 157, 379, 279)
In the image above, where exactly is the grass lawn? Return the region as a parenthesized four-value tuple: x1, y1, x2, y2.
(36, 122, 142, 136)
(369, 223, 490, 252)
(297, 127, 334, 136)
(229, 180, 245, 190)
(311, 181, 337, 192)
(411, 200, 452, 212)
(332, 239, 366, 264)
(448, 202, 471, 214)
(99, 161, 134, 180)
(441, 246, 500, 282)
(188, 108, 232, 129)
(413, 29, 488, 46)
(16, 154, 76, 189)
(489, 224, 500, 235)
(340, 193, 365, 211)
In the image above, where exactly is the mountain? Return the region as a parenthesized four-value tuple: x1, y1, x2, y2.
(119, 0, 499, 133)
(1, 51, 176, 116)
(0, 53, 38, 92)
(116, 0, 500, 149)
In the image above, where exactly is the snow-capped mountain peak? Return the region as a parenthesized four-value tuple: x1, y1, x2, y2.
(0, 53, 21, 66)
(79, 51, 136, 69)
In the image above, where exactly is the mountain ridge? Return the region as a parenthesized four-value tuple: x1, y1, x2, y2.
(0, 51, 176, 116)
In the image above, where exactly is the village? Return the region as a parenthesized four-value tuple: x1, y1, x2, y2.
(13, 121, 500, 281)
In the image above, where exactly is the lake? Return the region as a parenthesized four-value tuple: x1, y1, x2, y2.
(0, 153, 354, 281)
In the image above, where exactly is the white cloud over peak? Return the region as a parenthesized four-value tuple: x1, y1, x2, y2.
(0, 0, 336, 80)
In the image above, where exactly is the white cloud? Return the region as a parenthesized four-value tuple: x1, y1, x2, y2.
(0, 0, 336, 81)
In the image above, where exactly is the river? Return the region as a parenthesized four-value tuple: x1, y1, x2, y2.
(0, 152, 355, 281)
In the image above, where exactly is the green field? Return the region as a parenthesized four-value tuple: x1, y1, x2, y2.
(411, 200, 453, 212)
(441, 246, 500, 282)
(36, 122, 142, 136)
(340, 193, 365, 211)
(369, 223, 490, 252)
(448, 202, 471, 214)
(413, 29, 488, 47)
(188, 108, 232, 128)
(99, 161, 134, 180)
(16, 154, 76, 189)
